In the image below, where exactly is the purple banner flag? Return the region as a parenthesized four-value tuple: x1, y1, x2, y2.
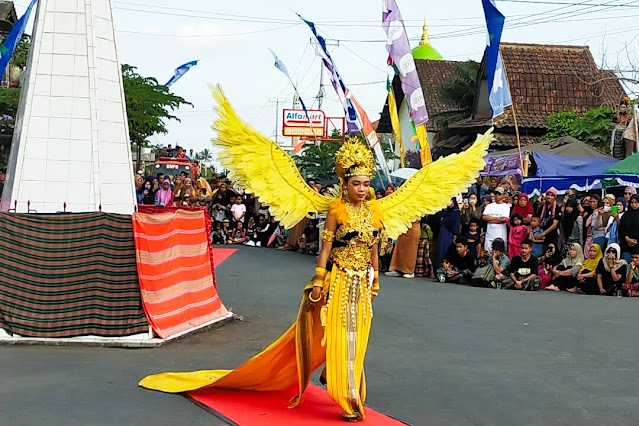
(382, 0, 429, 126)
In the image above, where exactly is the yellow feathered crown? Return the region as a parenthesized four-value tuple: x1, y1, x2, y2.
(335, 137, 376, 182)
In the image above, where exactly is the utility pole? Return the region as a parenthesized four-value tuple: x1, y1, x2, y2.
(309, 38, 339, 110)
(269, 98, 286, 144)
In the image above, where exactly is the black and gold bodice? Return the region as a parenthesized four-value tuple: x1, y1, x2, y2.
(329, 202, 380, 271)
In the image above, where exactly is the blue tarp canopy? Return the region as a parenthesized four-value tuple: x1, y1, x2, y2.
(521, 152, 639, 194)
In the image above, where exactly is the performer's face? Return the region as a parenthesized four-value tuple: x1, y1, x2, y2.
(345, 176, 371, 202)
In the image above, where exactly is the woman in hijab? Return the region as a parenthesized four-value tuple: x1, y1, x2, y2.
(172, 175, 186, 206)
(155, 178, 174, 207)
(538, 241, 562, 289)
(595, 243, 628, 295)
(561, 198, 582, 247)
(511, 192, 534, 224)
(183, 178, 196, 205)
(538, 187, 561, 248)
(623, 186, 636, 203)
(137, 178, 156, 205)
(545, 243, 585, 292)
(606, 197, 626, 246)
(571, 244, 602, 294)
(619, 194, 639, 262)
(434, 198, 462, 270)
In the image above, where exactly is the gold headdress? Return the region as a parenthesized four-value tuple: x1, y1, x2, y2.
(334, 137, 376, 183)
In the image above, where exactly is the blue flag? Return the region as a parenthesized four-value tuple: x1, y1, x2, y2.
(482, 0, 512, 118)
(296, 13, 360, 134)
(0, 0, 38, 76)
(165, 60, 198, 87)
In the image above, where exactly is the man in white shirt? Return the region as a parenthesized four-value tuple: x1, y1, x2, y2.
(482, 186, 510, 252)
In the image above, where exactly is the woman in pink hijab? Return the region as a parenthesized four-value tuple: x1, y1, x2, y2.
(155, 178, 174, 207)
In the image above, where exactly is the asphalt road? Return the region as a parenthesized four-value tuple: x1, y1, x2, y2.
(2, 245, 639, 425)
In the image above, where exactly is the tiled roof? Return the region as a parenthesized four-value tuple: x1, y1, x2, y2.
(498, 43, 624, 127)
(438, 131, 542, 150)
(447, 43, 625, 147)
(377, 59, 469, 133)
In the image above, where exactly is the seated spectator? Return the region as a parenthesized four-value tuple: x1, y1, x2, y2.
(155, 178, 174, 207)
(246, 214, 271, 247)
(212, 221, 227, 245)
(571, 244, 602, 294)
(230, 222, 249, 244)
(476, 233, 490, 268)
(299, 220, 320, 255)
(595, 243, 627, 295)
(245, 217, 257, 245)
(221, 219, 233, 245)
(622, 248, 639, 296)
(267, 224, 288, 248)
(537, 242, 562, 289)
(545, 243, 585, 292)
(230, 196, 246, 227)
(495, 239, 540, 290)
(472, 238, 509, 288)
(436, 237, 475, 284)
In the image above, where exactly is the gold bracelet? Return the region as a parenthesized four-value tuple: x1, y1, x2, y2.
(308, 292, 322, 303)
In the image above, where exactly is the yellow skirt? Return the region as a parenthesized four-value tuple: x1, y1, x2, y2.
(139, 265, 374, 418)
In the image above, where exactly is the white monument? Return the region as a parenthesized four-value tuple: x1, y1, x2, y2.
(1, 0, 136, 214)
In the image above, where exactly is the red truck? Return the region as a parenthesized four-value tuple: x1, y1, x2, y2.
(151, 157, 199, 181)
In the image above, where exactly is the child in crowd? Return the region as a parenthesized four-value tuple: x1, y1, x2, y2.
(528, 216, 544, 258)
(476, 233, 490, 268)
(437, 259, 458, 283)
(231, 222, 249, 244)
(222, 219, 233, 245)
(415, 220, 435, 279)
(495, 239, 540, 290)
(244, 216, 257, 246)
(464, 218, 481, 259)
(210, 192, 227, 223)
(508, 213, 527, 258)
(212, 221, 227, 245)
(230, 196, 246, 228)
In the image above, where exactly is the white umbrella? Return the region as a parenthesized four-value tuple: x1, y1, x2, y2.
(390, 168, 419, 180)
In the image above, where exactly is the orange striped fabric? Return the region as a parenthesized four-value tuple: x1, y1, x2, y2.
(132, 210, 228, 339)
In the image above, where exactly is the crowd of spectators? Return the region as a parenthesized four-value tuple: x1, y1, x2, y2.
(383, 175, 639, 298)
(135, 169, 323, 256)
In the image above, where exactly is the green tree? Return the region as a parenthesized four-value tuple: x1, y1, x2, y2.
(544, 107, 614, 154)
(434, 60, 480, 141)
(198, 148, 213, 165)
(121, 64, 192, 167)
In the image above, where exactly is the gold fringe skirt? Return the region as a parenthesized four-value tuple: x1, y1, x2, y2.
(138, 265, 374, 418)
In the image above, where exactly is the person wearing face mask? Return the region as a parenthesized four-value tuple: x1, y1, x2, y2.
(461, 193, 482, 233)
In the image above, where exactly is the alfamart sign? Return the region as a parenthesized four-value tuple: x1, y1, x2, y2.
(282, 109, 325, 137)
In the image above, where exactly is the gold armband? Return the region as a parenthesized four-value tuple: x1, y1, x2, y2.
(321, 229, 335, 243)
(313, 267, 326, 286)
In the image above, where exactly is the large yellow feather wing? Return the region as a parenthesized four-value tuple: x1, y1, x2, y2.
(378, 129, 494, 239)
(210, 84, 334, 228)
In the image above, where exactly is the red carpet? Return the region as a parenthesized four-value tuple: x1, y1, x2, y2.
(212, 248, 237, 266)
(187, 384, 408, 425)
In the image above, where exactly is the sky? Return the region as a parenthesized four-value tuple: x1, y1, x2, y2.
(15, 0, 639, 169)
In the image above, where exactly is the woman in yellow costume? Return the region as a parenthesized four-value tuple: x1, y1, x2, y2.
(139, 85, 494, 422)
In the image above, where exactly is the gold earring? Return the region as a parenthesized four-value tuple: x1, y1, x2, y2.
(343, 189, 347, 197)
